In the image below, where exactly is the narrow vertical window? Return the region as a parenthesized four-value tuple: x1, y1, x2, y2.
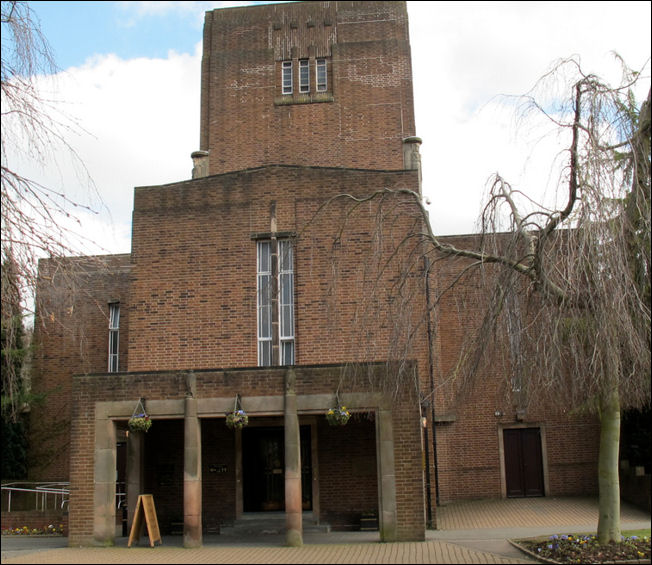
(278, 240, 295, 365)
(257, 241, 273, 365)
(316, 58, 327, 92)
(299, 59, 310, 93)
(282, 60, 293, 94)
(108, 303, 120, 372)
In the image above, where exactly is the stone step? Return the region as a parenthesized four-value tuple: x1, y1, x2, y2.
(220, 512, 330, 536)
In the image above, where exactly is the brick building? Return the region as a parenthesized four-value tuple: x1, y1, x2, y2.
(30, 1, 599, 547)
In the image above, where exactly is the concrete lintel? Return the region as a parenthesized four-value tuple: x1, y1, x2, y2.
(96, 399, 185, 420)
(147, 399, 185, 417)
(241, 395, 284, 414)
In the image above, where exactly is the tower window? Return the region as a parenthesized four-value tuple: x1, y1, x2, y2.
(282, 61, 293, 94)
(299, 59, 310, 93)
(316, 58, 327, 92)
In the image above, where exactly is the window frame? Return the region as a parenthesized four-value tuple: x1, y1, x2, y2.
(316, 58, 327, 92)
(108, 302, 120, 373)
(256, 239, 295, 366)
(257, 241, 273, 366)
(299, 59, 310, 93)
(282, 60, 293, 95)
(278, 240, 295, 365)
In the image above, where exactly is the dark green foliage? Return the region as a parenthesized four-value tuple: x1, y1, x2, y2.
(1, 417, 28, 479)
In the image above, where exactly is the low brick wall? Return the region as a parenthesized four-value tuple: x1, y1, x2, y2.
(1, 510, 68, 535)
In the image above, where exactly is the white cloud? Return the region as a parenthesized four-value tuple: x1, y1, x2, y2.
(13, 47, 203, 255)
(410, 1, 651, 234)
(8, 1, 650, 255)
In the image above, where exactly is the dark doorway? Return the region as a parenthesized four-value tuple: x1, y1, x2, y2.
(503, 427, 545, 497)
(242, 426, 312, 512)
(116, 439, 128, 536)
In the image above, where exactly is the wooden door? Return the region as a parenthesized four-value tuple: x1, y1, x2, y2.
(503, 428, 544, 497)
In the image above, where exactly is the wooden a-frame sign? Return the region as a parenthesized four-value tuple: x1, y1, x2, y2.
(128, 494, 162, 547)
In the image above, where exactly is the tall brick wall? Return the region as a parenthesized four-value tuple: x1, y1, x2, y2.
(199, 1, 415, 174)
(129, 166, 427, 375)
(425, 234, 600, 506)
(30, 255, 131, 481)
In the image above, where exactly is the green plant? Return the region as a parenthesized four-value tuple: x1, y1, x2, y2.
(225, 409, 248, 430)
(326, 405, 350, 426)
(128, 414, 151, 433)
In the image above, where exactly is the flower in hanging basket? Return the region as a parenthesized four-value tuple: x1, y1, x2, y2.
(225, 409, 248, 430)
(326, 405, 350, 426)
(128, 413, 152, 433)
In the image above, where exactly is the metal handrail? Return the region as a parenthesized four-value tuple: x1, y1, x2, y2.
(2, 482, 126, 512)
(2, 482, 70, 512)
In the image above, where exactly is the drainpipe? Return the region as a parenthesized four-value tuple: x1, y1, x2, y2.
(424, 257, 441, 508)
(421, 397, 433, 528)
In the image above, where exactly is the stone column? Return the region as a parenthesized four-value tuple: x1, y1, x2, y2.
(376, 407, 398, 542)
(183, 372, 202, 548)
(402, 136, 423, 193)
(126, 430, 144, 532)
(284, 368, 303, 547)
(190, 150, 209, 179)
(93, 417, 116, 545)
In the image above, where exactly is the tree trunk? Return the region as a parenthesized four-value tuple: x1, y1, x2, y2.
(597, 387, 621, 544)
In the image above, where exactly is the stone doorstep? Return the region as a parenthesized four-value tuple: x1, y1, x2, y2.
(220, 512, 331, 536)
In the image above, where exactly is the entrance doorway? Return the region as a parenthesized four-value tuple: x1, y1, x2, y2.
(503, 427, 545, 497)
(242, 426, 312, 512)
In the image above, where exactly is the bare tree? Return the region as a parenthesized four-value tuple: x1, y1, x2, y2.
(314, 57, 650, 544)
(1, 1, 105, 420)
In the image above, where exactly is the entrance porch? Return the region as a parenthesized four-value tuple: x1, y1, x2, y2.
(83, 365, 419, 547)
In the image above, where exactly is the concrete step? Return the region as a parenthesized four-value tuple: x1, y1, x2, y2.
(220, 512, 331, 536)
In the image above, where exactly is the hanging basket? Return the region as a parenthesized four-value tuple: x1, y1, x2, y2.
(326, 405, 350, 427)
(128, 398, 152, 433)
(225, 394, 248, 430)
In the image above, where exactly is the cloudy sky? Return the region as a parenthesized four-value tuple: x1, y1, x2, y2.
(11, 1, 652, 256)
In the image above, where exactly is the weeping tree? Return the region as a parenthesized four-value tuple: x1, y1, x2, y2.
(318, 57, 650, 543)
(1, 248, 30, 478)
(2, 1, 106, 424)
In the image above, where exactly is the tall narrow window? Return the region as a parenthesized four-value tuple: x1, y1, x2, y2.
(299, 59, 310, 93)
(257, 241, 273, 366)
(257, 239, 295, 366)
(282, 60, 293, 94)
(278, 240, 295, 365)
(108, 303, 120, 372)
(316, 58, 327, 92)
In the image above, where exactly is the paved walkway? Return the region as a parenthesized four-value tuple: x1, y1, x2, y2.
(1, 497, 649, 564)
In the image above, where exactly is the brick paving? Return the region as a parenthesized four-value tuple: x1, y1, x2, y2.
(1, 541, 526, 564)
(2, 497, 649, 564)
(436, 496, 649, 530)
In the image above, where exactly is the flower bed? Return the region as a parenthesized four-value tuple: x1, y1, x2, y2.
(2, 524, 65, 536)
(514, 533, 651, 563)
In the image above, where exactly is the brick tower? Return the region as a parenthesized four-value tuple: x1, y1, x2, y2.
(193, 1, 418, 176)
